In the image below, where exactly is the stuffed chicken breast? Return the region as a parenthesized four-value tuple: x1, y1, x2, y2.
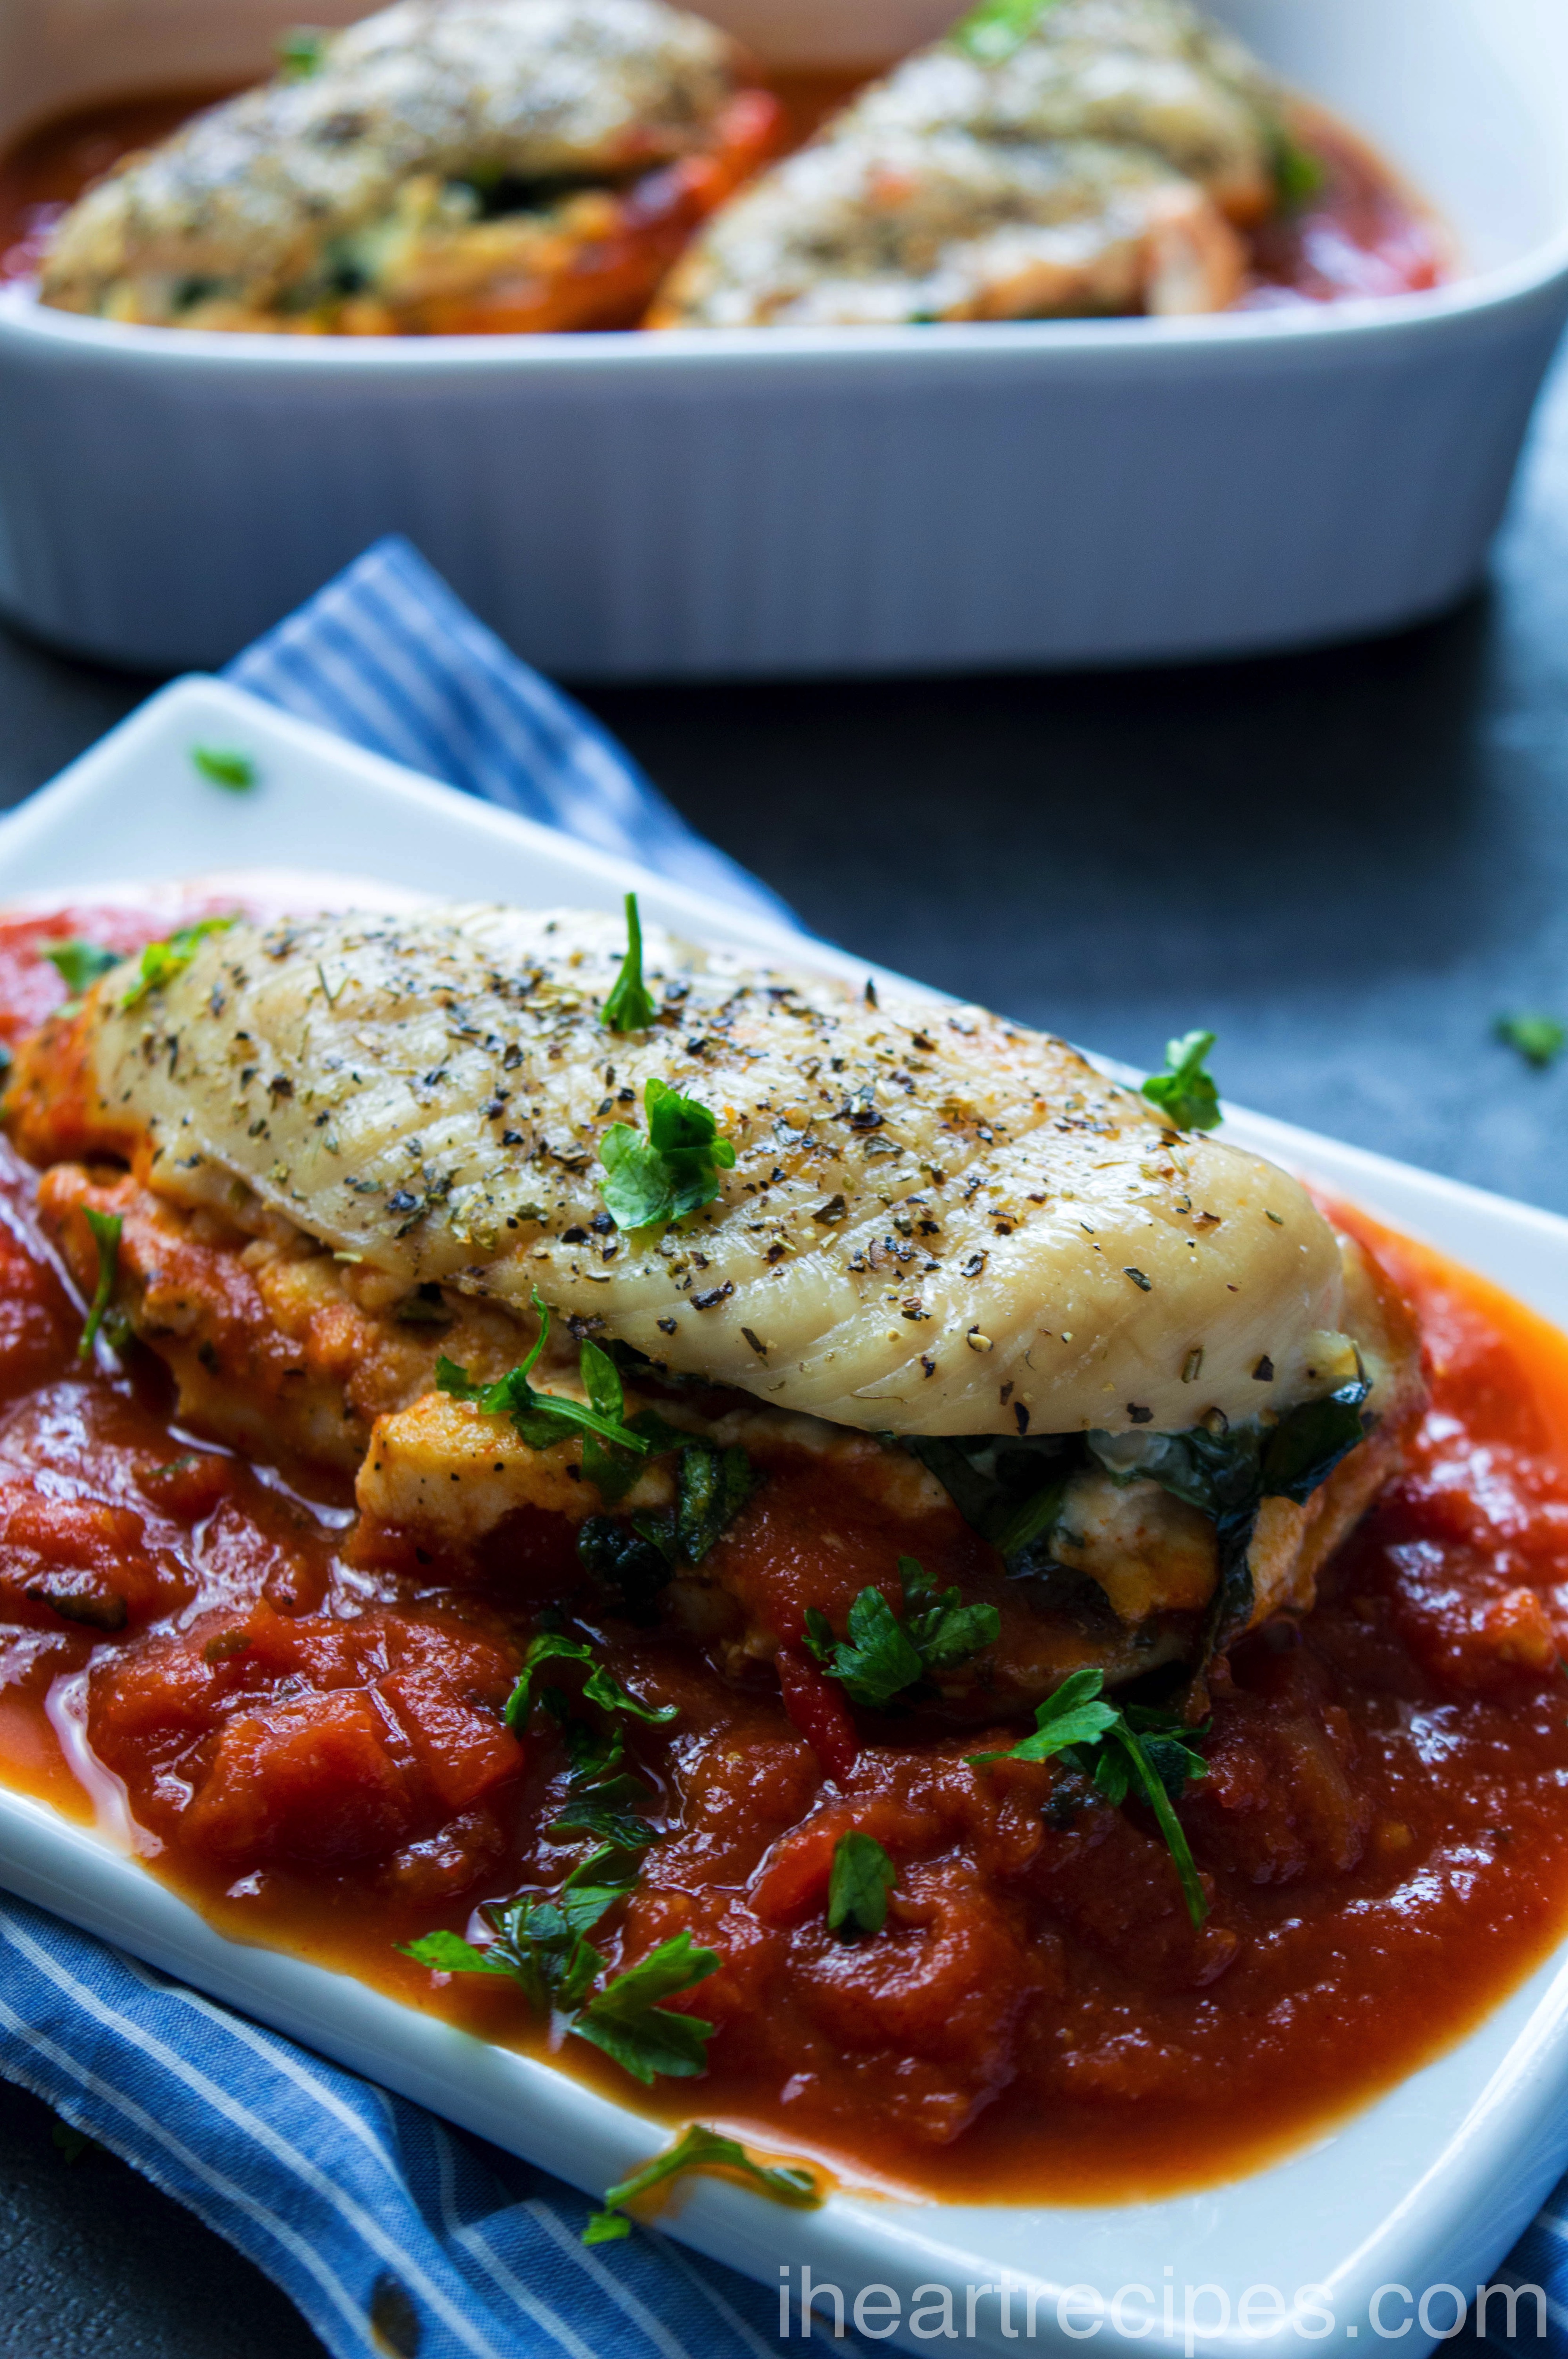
(39, 0, 777, 334)
(10, 897, 1423, 1709)
(652, 0, 1291, 326)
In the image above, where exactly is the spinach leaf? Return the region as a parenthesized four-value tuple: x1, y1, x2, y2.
(675, 1442, 754, 1564)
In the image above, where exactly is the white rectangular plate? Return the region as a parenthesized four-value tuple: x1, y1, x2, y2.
(2, 675, 1568, 2359)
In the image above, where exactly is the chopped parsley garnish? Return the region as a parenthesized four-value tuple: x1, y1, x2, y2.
(601, 891, 658, 1034)
(119, 917, 235, 1010)
(952, 0, 1057, 60)
(404, 1915, 718, 2083)
(571, 1928, 720, 2083)
(437, 1290, 659, 1460)
(968, 1668, 1210, 1926)
(1272, 127, 1326, 211)
(575, 1338, 685, 1505)
(1141, 1029, 1221, 1132)
(502, 1628, 676, 1736)
(404, 1621, 710, 2083)
(1496, 1012, 1566, 1070)
(190, 745, 257, 790)
(77, 1208, 129, 1358)
(41, 939, 119, 997)
(549, 1774, 661, 1852)
(275, 24, 328, 77)
(600, 1078, 735, 1230)
(826, 1832, 896, 1942)
(804, 1555, 999, 1710)
(583, 2124, 821, 2245)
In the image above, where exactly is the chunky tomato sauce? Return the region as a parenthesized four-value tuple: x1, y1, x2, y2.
(2, 897, 1566, 2204)
(0, 77, 1446, 312)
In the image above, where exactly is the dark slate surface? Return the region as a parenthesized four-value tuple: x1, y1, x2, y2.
(4, 347, 1568, 2354)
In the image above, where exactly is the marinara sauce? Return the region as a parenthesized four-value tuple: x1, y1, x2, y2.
(0, 897, 1564, 2205)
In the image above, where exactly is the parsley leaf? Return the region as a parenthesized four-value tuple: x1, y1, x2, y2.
(826, 1832, 896, 1942)
(583, 2123, 821, 2244)
(404, 1896, 717, 2083)
(900, 1556, 1001, 1672)
(600, 1078, 736, 1230)
(275, 24, 327, 76)
(805, 1589, 920, 1708)
(952, 0, 1057, 61)
(78, 1207, 130, 1358)
(437, 1289, 658, 1460)
(119, 917, 235, 1010)
(1272, 127, 1326, 211)
(575, 1342, 686, 1505)
(572, 1930, 720, 2084)
(601, 891, 658, 1033)
(805, 1556, 999, 1709)
(966, 1665, 1118, 1763)
(968, 1671, 1209, 1926)
(549, 1774, 661, 1852)
(1141, 1029, 1221, 1132)
(1496, 1012, 1566, 1070)
(539, 1684, 627, 1784)
(399, 1928, 514, 1978)
(41, 939, 119, 997)
(190, 745, 256, 790)
(503, 1630, 677, 1736)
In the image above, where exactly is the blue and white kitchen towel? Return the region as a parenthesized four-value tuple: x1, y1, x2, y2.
(0, 539, 1547, 2359)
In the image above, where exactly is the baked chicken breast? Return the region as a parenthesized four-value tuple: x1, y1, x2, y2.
(39, 0, 776, 333)
(9, 900, 1424, 1704)
(651, 0, 1290, 326)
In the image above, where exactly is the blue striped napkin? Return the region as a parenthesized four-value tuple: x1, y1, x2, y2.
(1, 538, 864, 2359)
(225, 535, 793, 926)
(0, 537, 1550, 2359)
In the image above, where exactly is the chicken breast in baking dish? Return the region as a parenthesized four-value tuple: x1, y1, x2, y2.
(39, 0, 777, 333)
(9, 901, 1424, 1696)
(651, 0, 1288, 326)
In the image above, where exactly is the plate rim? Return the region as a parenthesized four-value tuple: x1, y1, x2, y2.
(3, 674, 1568, 2358)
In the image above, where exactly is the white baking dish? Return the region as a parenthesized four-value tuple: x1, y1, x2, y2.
(7, 675, 1568, 2356)
(0, 0, 1566, 677)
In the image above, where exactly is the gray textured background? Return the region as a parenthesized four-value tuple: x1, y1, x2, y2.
(4, 349, 1568, 2355)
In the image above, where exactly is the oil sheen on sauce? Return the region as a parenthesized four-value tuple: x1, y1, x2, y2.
(0, 896, 1560, 2208)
